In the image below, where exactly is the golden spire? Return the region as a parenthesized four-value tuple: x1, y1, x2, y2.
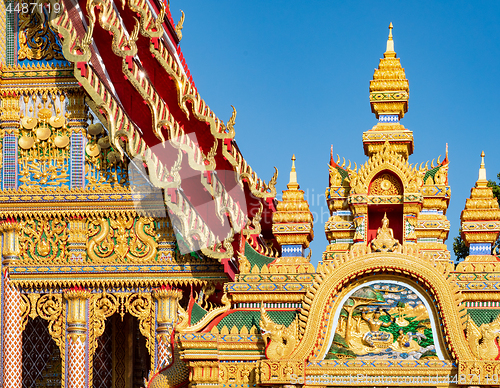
(460, 149, 500, 253)
(287, 154, 299, 190)
(477, 150, 488, 187)
(272, 154, 314, 254)
(384, 22, 395, 58)
(365, 24, 412, 158)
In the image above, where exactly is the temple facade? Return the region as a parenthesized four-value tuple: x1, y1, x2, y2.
(1, 2, 500, 387)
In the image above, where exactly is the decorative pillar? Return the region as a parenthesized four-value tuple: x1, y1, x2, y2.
(1, 219, 22, 388)
(64, 288, 92, 388)
(153, 286, 182, 368)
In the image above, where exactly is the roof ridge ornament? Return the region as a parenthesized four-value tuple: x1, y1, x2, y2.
(384, 22, 396, 57)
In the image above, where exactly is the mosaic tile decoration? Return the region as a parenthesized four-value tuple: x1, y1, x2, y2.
(2, 134, 17, 190)
(67, 337, 86, 388)
(70, 132, 86, 189)
(3, 283, 22, 388)
(5, 0, 15, 66)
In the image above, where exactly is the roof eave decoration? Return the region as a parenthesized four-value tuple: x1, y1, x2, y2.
(48, 0, 278, 261)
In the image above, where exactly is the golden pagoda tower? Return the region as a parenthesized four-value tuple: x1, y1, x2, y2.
(272, 155, 314, 266)
(457, 151, 500, 271)
(324, 24, 451, 262)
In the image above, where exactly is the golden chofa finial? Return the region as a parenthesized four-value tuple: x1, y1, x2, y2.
(477, 150, 488, 187)
(287, 154, 300, 190)
(384, 22, 396, 58)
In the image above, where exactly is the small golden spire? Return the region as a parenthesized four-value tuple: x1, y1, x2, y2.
(384, 22, 396, 58)
(477, 150, 488, 187)
(287, 154, 299, 190)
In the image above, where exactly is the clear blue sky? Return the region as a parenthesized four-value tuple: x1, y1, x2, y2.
(175, 1, 500, 264)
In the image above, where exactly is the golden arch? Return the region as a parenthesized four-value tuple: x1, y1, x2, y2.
(291, 253, 473, 361)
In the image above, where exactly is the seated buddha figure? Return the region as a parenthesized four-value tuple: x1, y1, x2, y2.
(370, 213, 399, 252)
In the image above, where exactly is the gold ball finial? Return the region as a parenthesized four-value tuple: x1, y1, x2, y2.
(388, 22, 393, 39)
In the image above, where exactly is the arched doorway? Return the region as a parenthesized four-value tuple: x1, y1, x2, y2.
(93, 313, 150, 388)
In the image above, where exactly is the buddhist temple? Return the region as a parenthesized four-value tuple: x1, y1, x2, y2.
(0, 2, 500, 387)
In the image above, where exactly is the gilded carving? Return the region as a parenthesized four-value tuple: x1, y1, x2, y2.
(19, 218, 68, 264)
(85, 122, 129, 188)
(19, 94, 70, 189)
(219, 362, 255, 385)
(259, 303, 297, 359)
(18, 0, 65, 61)
(349, 141, 424, 195)
(467, 315, 500, 360)
(369, 173, 402, 195)
(126, 292, 155, 366)
(258, 360, 304, 385)
(87, 216, 157, 263)
(36, 292, 65, 354)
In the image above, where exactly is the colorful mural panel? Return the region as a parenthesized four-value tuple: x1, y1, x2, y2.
(326, 281, 442, 360)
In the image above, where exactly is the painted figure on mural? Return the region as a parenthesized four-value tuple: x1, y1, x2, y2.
(361, 307, 394, 347)
(326, 282, 439, 360)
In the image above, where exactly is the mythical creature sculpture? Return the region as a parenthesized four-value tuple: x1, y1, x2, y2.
(370, 213, 400, 252)
(259, 303, 297, 359)
(467, 315, 500, 360)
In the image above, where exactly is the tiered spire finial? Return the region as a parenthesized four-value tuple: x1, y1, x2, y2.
(287, 154, 299, 190)
(477, 151, 487, 186)
(365, 24, 412, 158)
(385, 22, 395, 57)
(272, 154, 314, 256)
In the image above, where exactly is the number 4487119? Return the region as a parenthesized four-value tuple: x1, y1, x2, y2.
(6, 2, 62, 14)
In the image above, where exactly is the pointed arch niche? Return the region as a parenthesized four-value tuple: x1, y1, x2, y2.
(367, 171, 404, 244)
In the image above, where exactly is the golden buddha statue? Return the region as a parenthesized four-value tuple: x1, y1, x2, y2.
(370, 213, 399, 252)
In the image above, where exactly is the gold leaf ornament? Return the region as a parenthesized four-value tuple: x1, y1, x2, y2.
(86, 143, 101, 157)
(54, 135, 69, 148)
(49, 115, 66, 128)
(36, 126, 51, 141)
(21, 116, 38, 130)
(19, 136, 35, 150)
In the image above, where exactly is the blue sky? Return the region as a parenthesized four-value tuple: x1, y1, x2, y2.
(175, 1, 500, 264)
